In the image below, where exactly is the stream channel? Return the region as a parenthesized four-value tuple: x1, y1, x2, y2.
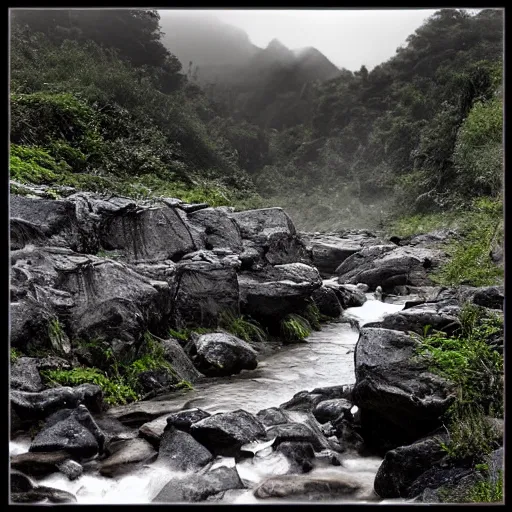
(10, 294, 406, 504)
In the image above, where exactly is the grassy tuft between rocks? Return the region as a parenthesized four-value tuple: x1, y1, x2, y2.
(41, 331, 194, 406)
(415, 303, 503, 464)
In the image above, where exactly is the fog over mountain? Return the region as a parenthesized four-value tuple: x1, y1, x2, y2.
(158, 9, 440, 74)
(159, 11, 341, 87)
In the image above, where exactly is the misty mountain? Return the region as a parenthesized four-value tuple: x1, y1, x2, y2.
(159, 13, 341, 129)
(159, 13, 340, 87)
(159, 12, 260, 84)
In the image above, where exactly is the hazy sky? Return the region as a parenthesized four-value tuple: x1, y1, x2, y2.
(159, 9, 440, 70)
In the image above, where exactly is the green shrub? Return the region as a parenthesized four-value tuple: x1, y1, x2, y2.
(218, 310, 267, 343)
(41, 367, 138, 406)
(280, 314, 312, 341)
(453, 97, 503, 198)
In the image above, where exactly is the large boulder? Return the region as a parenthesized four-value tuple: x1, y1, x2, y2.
(374, 434, 449, 498)
(301, 233, 368, 276)
(323, 279, 367, 308)
(266, 422, 325, 451)
(158, 337, 204, 383)
(156, 427, 213, 471)
(336, 245, 444, 292)
(11, 385, 102, 426)
(189, 409, 267, 457)
(172, 252, 240, 328)
(11, 485, 77, 504)
(230, 207, 308, 265)
(10, 195, 90, 252)
(276, 442, 316, 473)
(166, 408, 211, 433)
(191, 332, 258, 377)
(104, 395, 194, 427)
(253, 474, 360, 500)
(238, 263, 322, 324)
(30, 405, 105, 460)
(10, 246, 172, 358)
(153, 466, 244, 503)
(187, 207, 243, 253)
(11, 451, 71, 477)
(471, 286, 504, 311)
(313, 399, 353, 424)
(352, 328, 455, 453)
(256, 407, 289, 427)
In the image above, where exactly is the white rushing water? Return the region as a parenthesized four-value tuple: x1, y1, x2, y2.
(11, 295, 405, 504)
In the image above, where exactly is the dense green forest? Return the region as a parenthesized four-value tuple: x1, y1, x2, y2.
(10, 9, 503, 237)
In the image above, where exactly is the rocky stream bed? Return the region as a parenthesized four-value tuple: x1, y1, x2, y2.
(9, 186, 504, 503)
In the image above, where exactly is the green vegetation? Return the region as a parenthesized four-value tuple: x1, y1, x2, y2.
(47, 317, 70, 354)
(280, 314, 312, 341)
(42, 331, 196, 405)
(10, 348, 23, 364)
(10, 9, 503, 229)
(218, 310, 267, 343)
(10, 16, 260, 206)
(302, 303, 323, 330)
(465, 470, 503, 503)
(41, 367, 138, 406)
(388, 196, 503, 287)
(417, 303, 503, 463)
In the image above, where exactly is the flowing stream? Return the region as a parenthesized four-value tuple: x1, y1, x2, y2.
(10, 295, 405, 504)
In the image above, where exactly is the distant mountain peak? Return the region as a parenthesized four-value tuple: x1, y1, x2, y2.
(267, 38, 289, 51)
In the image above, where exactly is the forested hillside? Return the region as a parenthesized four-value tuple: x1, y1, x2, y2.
(10, 8, 503, 237)
(9, 9, 261, 206)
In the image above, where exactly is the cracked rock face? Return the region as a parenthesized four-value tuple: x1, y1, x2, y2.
(10, 245, 172, 357)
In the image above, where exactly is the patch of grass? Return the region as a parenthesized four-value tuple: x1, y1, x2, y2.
(388, 197, 503, 287)
(48, 317, 69, 354)
(280, 314, 312, 341)
(123, 332, 182, 393)
(218, 310, 267, 343)
(10, 348, 23, 364)
(416, 303, 503, 463)
(465, 469, 503, 503)
(41, 367, 138, 406)
(95, 249, 121, 259)
(168, 326, 214, 342)
(388, 210, 462, 238)
(168, 328, 190, 343)
(302, 303, 324, 330)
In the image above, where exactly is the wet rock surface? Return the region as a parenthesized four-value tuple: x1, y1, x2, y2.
(191, 332, 258, 376)
(189, 409, 267, 457)
(156, 426, 213, 471)
(352, 328, 455, 453)
(153, 466, 244, 502)
(374, 434, 449, 498)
